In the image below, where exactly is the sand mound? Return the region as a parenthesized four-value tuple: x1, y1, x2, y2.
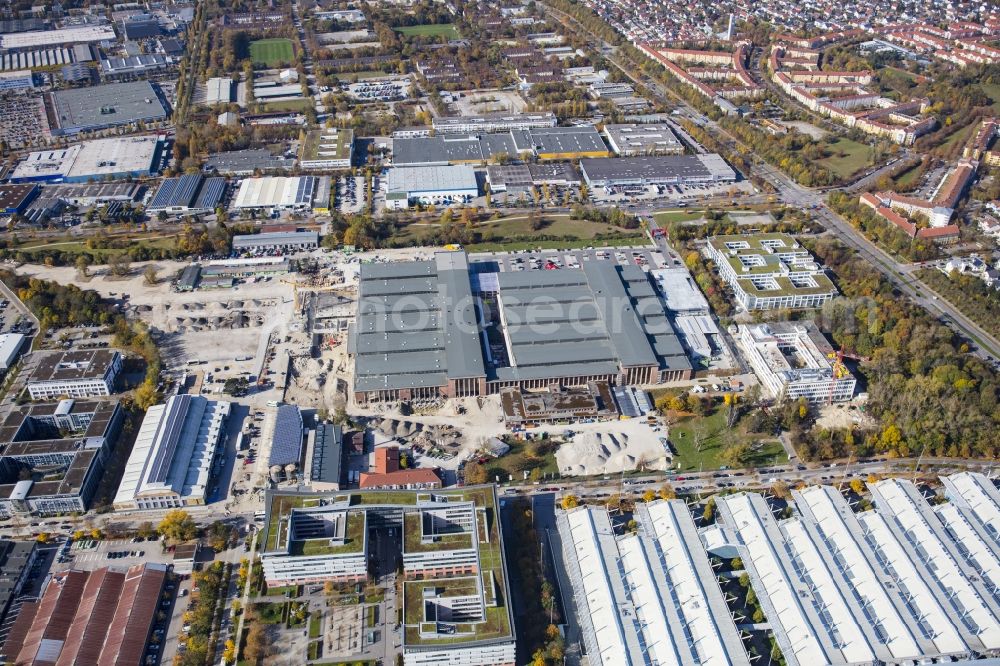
(555, 429, 670, 476)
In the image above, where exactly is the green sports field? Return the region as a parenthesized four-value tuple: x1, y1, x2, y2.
(249, 38, 294, 66)
(394, 23, 460, 39)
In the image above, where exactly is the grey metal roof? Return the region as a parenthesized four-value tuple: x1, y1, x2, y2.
(49, 81, 167, 132)
(436, 252, 486, 379)
(581, 262, 659, 368)
(353, 252, 692, 393)
(310, 423, 342, 485)
(353, 252, 487, 395)
(268, 405, 303, 466)
(386, 165, 478, 195)
(580, 155, 737, 184)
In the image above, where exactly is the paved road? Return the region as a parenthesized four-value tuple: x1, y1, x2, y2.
(542, 2, 1000, 364)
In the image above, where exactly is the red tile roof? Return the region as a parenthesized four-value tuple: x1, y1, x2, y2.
(8, 564, 165, 666)
(359, 468, 442, 489)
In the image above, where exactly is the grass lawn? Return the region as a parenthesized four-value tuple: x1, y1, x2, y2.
(816, 137, 872, 180)
(653, 210, 704, 225)
(982, 82, 1000, 112)
(892, 163, 923, 190)
(255, 602, 287, 625)
(394, 23, 459, 39)
(484, 438, 558, 483)
(250, 38, 294, 66)
(479, 214, 638, 239)
(309, 614, 322, 639)
(260, 98, 314, 113)
(12, 235, 177, 262)
(466, 235, 646, 252)
(663, 408, 787, 472)
(393, 213, 646, 251)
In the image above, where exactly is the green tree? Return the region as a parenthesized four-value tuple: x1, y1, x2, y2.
(159, 509, 198, 543)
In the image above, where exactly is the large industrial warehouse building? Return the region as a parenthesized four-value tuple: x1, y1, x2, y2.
(558, 501, 751, 666)
(349, 251, 691, 404)
(557, 473, 1000, 665)
(47, 80, 168, 135)
(580, 154, 737, 187)
(113, 395, 231, 510)
(9, 136, 165, 183)
(231, 176, 327, 213)
(385, 165, 478, 209)
(708, 474, 1000, 665)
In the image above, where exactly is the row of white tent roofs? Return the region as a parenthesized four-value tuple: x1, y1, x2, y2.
(559, 472, 1000, 666)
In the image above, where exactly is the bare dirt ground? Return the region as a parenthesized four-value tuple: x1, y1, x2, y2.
(814, 402, 874, 430)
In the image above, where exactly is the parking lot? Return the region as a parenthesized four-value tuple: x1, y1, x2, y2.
(342, 77, 411, 102)
(589, 179, 756, 205)
(336, 176, 366, 214)
(469, 245, 683, 273)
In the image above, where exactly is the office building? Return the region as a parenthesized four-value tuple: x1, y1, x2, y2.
(299, 128, 354, 170)
(580, 154, 737, 188)
(739, 322, 856, 402)
(359, 445, 441, 490)
(705, 233, 838, 310)
(5, 563, 167, 666)
(0, 400, 124, 517)
(350, 251, 691, 405)
(558, 501, 750, 666)
(385, 165, 478, 209)
(262, 487, 516, 666)
(148, 175, 226, 215)
(113, 395, 231, 510)
(25, 349, 122, 400)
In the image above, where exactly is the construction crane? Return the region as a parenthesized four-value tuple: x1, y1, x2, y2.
(281, 278, 346, 309)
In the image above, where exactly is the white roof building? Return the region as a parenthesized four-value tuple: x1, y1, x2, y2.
(231, 176, 317, 211)
(0, 25, 117, 50)
(113, 394, 231, 510)
(205, 77, 234, 105)
(0, 333, 25, 370)
(709, 477, 1000, 665)
(558, 502, 750, 666)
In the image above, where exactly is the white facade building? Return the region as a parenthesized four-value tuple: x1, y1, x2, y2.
(113, 395, 231, 510)
(739, 322, 856, 402)
(706, 233, 838, 310)
(709, 478, 1000, 665)
(558, 501, 751, 666)
(26, 349, 122, 400)
(385, 165, 478, 210)
(0, 333, 25, 370)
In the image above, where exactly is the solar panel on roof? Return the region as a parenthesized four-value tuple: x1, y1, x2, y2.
(149, 178, 178, 209)
(268, 405, 303, 466)
(194, 177, 225, 210)
(173, 174, 201, 206)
